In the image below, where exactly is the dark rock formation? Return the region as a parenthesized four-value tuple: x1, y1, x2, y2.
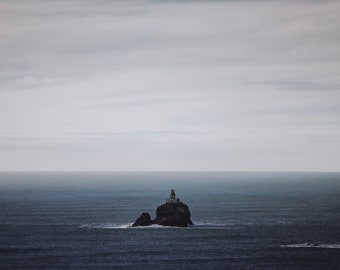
(132, 212, 155, 227)
(132, 190, 193, 227)
(155, 202, 193, 227)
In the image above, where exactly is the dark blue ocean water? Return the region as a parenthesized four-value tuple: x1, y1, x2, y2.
(1, 172, 340, 269)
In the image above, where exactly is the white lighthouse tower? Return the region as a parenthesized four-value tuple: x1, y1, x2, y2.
(166, 189, 180, 204)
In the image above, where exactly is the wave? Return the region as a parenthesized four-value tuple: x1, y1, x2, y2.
(281, 243, 340, 249)
(189, 221, 232, 229)
(79, 222, 231, 230)
(79, 223, 133, 229)
(79, 220, 292, 230)
(79, 223, 182, 229)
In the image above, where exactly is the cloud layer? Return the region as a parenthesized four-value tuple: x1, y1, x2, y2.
(1, 0, 340, 171)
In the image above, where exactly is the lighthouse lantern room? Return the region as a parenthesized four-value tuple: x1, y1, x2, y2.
(166, 189, 180, 204)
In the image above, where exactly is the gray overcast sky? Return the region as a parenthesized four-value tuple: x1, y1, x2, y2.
(1, 0, 340, 171)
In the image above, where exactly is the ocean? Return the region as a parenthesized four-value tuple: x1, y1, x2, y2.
(1, 172, 339, 269)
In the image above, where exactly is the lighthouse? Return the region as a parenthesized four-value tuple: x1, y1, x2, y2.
(132, 188, 193, 227)
(166, 189, 180, 204)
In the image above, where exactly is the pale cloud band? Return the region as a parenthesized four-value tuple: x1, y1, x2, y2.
(0, 0, 339, 171)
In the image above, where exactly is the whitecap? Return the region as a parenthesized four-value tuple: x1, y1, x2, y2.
(188, 221, 234, 229)
(79, 223, 133, 229)
(131, 224, 175, 229)
(79, 223, 177, 229)
(281, 243, 340, 249)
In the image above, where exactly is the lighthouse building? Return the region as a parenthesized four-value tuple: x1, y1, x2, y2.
(166, 189, 180, 204)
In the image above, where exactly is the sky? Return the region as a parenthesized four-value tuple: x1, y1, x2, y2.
(0, 0, 340, 171)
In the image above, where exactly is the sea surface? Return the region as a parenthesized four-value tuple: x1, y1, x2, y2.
(1, 171, 340, 269)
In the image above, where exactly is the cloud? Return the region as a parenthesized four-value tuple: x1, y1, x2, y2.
(0, 0, 340, 171)
(254, 80, 340, 91)
(2, 0, 340, 86)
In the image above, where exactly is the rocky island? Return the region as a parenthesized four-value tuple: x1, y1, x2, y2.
(132, 189, 193, 227)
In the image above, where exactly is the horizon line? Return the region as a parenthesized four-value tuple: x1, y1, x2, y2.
(1, 170, 339, 173)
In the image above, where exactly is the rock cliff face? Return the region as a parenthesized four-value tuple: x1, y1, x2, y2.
(155, 202, 193, 227)
(132, 212, 155, 227)
(132, 190, 193, 227)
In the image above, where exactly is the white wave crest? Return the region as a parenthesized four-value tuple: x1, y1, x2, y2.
(189, 221, 233, 229)
(281, 243, 340, 249)
(79, 223, 133, 229)
(79, 223, 176, 229)
(79, 220, 295, 230)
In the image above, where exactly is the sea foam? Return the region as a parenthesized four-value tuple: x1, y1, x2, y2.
(281, 243, 340, 249)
